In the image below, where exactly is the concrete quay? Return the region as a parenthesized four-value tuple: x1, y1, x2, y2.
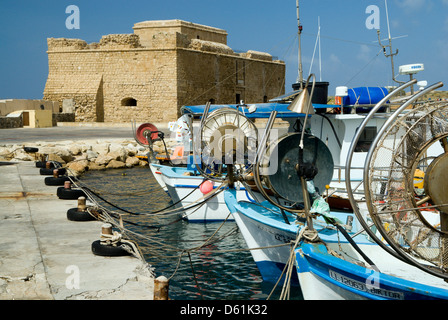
(0, 122, 170, 145)
(0, 160, 154, 300)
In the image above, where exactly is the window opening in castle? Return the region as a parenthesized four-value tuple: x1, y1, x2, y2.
(236, 60, 245, 86)
(121, 97, 137, 106)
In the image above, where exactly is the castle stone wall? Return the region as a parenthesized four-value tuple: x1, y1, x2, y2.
(43, 20, 285, 123)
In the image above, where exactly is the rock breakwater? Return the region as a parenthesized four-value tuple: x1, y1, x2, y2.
(0, 138, 176, 176)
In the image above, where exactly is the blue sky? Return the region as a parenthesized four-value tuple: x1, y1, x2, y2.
(0, 0, 447, 100)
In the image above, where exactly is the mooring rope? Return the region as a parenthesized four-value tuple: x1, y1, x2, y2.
(62, 165, 326, 300)
(64, 165, 229, 221)
(267, 226, 319, 300)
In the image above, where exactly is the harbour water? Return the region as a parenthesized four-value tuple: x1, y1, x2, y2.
(79, 166, 303, 300)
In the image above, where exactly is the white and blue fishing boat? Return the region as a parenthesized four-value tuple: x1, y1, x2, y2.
(159, 163, 247, 222)
(221, 76, 448, 299)
(217, 0, 448, 299)
(136, 102, 309, 222)
(168, 102, 305, 222)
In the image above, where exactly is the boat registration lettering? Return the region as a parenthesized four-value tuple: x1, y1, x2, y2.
(256, 224, 294, 244)
(329, 270, 404, 300)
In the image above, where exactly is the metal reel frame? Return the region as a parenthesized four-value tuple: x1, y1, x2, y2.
(366, 102, 448, 276)
(193, 104, 258, 182)
(346, 79, 448, 280)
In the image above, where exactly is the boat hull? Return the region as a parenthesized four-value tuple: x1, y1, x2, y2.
(149, 163, 168, 192)
(225, 188, 301, 284)
(162, 166, 252, 222)
(295, 242, 448, 300)
(225, 188, 448, 299)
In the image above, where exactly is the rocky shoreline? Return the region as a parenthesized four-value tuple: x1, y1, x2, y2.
(0, 138, 176, 176)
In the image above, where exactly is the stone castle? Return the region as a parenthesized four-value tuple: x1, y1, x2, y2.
(43, 20, 286, 123)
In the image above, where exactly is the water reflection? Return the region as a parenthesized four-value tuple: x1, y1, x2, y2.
(80, 167, 302, 300)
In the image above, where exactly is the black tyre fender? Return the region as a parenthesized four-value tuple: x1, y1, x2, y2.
(91, 240, 132, 257)
(66, 208, 96, 221)
(45, 176, 73, 186)
(36, 161, 61, 168)
(57, 187, 86, 200)
(40, 167, 67, 176)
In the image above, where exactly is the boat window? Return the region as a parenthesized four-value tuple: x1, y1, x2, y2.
(355, 126, 376, 152)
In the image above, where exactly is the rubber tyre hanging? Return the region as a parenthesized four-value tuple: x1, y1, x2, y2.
(40, 167, 66, 176)
(45, 176, 73, 186)
(91, 240, 131, 257)
(57, 187, 86, 200)
(36, 161, 61, 168)
(66, 208, 96, 221)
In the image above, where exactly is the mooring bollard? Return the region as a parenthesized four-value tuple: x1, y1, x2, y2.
(154, 276, 169, 300)
(57, 180, 86, 200)
(67, 196, 96, 222)
(91, 223, 131, 257)
(102, 223, 113, 237)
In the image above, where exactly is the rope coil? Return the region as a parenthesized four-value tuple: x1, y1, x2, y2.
(100, 231, 123, 246)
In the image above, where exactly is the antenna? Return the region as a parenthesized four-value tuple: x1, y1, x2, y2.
(385, 0, 391, 42)
(318, 16, 322, 82)
(309, 16, 322, 81)
(377, 0, 405, 85)
(296, 0, 303, 88)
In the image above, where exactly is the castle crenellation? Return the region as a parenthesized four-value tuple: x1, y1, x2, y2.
(43, 19, 285, 124)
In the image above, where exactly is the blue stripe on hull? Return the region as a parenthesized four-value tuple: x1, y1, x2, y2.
(296, 243, 448, 300)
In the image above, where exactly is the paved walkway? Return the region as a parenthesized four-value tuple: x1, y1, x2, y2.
(0, 122, 170, 145)
(0, 161, 154, 299)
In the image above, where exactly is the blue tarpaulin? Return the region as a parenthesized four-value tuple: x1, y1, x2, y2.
(180, 102, 332, 119)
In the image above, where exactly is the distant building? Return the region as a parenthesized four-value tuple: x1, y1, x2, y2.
(44, 19, 285, 123)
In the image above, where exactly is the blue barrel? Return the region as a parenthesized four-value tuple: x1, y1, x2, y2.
(343, 87, 388, 105)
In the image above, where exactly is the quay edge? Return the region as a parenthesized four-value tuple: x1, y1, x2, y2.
(0, 161, 154, 300)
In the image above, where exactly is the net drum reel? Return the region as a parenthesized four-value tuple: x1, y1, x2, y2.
(134, 122, 161, 146)
(347, 80, 448, 280)
(256, 132, 334, 206)
(194, 105, 258, 182)
(252, 73, 333, 219)
(133, 122, 172, 164)
(366, 99, 448, 278)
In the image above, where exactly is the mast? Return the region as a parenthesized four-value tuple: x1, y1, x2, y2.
(296, 0, 303, 89)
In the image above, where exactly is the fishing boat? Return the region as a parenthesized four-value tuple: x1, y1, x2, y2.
(220, 75, 448, 300)
(197, 2, 448, 294)
(218, 0, 448, 299)
(135, 102, 309, 222)
(160, 164, 245, 222)
(221, 78, 393, 284)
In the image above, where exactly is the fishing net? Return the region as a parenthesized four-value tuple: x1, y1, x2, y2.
(365, 101, 448, 275)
